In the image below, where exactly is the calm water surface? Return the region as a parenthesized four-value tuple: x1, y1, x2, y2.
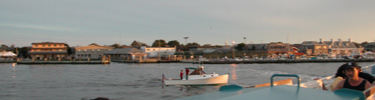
(0, 62, 374, 100)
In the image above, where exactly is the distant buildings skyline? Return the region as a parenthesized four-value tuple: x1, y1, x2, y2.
(0, 38, 374, 48)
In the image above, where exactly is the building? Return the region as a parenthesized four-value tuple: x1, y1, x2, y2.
(363, 42, 375, 52)
(29, 42, 69, 60)
(245, 44, 268, 51)
(75, 44, 114, 59)
(267, 43, 293, 57)
(301, 39, 329, 56)
(104, 48, 147, 60)
(324, 39, 362, 58)
(140, 46, 176, 59)
(302, 38, 363, 58)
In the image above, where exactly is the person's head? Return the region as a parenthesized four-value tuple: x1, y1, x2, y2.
(335, 64, 347, 78)
(342, 62, 361, 79)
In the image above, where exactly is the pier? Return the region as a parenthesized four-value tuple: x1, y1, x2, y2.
(16, 60, 108, 64)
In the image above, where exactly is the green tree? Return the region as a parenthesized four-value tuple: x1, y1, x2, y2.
(235, 43, 246, 51)
(167, 40, 180, 47)
(110, 43, 121, 48)
(152, 39, 167, 47)
(353, 42, 361, 48)
(131, 40, 148, 48)
(89, 43, 99, 46)
(15, 47, 30, 58)
(186, 42, 200, 47)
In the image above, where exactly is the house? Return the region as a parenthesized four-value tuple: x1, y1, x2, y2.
(75, 44, 114, 59)
(104, 48, 147, 60)
(140, 46, 176, 59)
(29, 42, 69, 60)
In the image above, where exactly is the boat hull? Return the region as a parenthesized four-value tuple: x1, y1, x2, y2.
(164, 74, 229, 85)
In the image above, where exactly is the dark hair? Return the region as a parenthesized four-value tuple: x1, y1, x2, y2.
(335, 64, 347, 78)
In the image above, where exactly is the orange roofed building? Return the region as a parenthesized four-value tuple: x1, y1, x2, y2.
(29, 42, 69, 60)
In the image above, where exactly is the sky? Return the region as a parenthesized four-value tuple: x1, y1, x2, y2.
(1, 0, 375, 47)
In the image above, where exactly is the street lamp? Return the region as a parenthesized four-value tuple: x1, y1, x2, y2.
(183, 37, 189, 60)
(243, 37, 246, 44)
(183, 37, 189, 45)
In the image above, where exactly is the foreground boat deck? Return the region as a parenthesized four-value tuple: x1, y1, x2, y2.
(177, 85, 364, 100)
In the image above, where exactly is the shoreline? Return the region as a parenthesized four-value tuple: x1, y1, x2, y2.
(1, 59, 373, 64)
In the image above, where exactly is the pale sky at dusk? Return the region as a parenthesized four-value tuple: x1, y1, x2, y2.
(1, 0, 375, 47)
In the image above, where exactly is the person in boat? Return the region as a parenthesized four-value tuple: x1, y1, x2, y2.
(185, 68, 189, 80)
(333, 62, 372, 91)
(351, 62, 375, 84)
(180, 70, 183, 80)
(328, 63, 347, 90)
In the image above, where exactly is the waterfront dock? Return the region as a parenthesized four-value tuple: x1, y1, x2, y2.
(16, 60, 109, 64)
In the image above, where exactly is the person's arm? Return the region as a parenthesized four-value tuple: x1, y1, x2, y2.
(364, 81, 372, 97)
(365, 81, 372, 90)
(332, 80, 345, 91)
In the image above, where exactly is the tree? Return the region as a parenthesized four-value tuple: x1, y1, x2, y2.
(66, 44, 73, 54)
(167, 40, 180, 47)
(152, 39, 167, 47)
(131, 40, 148, 48)
(202, 44, 211, 47)
(89, 43, 99, 46)
(353, 42, 361, 48)
(361, 41, 369, 47)
(186, 42, 200, 47)
(110, 43, 121, 48)
(235, 43, 246, 51)
(15, 47, 29, 58)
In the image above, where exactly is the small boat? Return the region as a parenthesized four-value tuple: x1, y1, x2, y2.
(163, 66, 229, 86)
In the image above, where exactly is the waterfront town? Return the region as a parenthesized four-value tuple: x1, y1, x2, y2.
(1, 38, 375, 64)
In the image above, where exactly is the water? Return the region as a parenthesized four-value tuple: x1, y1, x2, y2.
(0, 62, 374, 100)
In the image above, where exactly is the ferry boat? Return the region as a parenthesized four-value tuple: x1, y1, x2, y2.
(163, 66, 229, 86)
(176, 64, 375, 100)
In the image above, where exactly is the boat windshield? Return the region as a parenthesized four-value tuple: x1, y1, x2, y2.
(189, 68, 206, 75)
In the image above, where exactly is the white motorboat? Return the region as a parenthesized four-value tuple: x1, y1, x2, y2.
(163, 66, 229, 85)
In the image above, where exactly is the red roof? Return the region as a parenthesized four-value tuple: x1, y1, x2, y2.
(295, 53, 304, 56)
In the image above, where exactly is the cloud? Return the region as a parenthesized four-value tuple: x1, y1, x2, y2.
(1, 24, 81, 32)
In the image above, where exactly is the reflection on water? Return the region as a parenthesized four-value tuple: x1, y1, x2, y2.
(230, 64, 238, 81)
(12, 63, 16, 78)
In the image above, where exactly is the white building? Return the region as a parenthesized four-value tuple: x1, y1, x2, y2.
(75, 44, 114, 59)
(140, 46, 176, 58)
(323, 38, 362, 58)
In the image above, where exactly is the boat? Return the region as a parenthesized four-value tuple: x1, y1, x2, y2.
(176, 64, 375, 100)
(163, 66, 229, 85)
